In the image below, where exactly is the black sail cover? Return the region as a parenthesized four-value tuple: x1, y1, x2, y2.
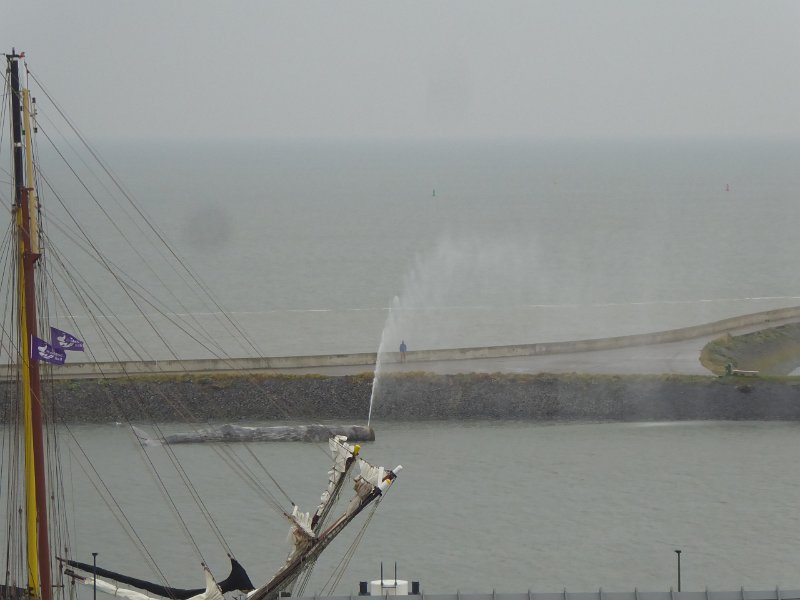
(62, 557, 254, 599)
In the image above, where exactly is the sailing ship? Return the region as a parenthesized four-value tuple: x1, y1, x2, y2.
(2, 50, 401, 600)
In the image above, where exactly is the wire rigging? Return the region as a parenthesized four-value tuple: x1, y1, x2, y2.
(0, 55, 397, 600)
(26, 68, 264, 359)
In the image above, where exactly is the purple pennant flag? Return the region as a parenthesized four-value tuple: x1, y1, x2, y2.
(31, 335, 66, 365)
(50, 327, 84, 351)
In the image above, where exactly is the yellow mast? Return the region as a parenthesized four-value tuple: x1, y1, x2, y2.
(17, 199, 41, 599)
(20, 86, 42, 598)
(7, 50, 51, 600)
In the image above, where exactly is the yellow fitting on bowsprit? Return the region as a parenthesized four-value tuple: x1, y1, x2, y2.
(353, 444, 361, 456)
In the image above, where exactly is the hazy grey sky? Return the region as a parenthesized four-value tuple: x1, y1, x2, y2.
(5, 1, 800, 140)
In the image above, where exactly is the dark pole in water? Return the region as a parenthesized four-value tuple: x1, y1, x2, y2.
(93, 553, 98, 600)
(674, 549, 681, 592)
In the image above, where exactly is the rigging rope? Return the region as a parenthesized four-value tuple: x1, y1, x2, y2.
(31, 107, 248, 362)
(29, 129, 317, 437)
(40, 231, 293, 518)
(0, 103, 23, 585)
(67, 444, 175, 589)
(28, 142, 303, 555)
(21, 137, 227, 561)
(320, 500, 381, 597)
(27, 68, 264, 359)
(26, 69, 338, 463)
(0, 59, 383, 595)
(38, 232, 298, 545)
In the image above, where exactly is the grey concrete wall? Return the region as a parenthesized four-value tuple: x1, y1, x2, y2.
(27, 306, 800, 379)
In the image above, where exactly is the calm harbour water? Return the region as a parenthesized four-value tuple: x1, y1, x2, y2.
(7, 139, 800, 595)
(59, 421, 800, 595)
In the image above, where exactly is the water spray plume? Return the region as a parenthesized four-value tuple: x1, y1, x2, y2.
(368, 295, 407, 428)
(368, 235, 540, 426)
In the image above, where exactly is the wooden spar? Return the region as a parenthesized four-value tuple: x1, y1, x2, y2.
(248, 493, 381, 600)
(8, 50, 52, 600)
(249, 466, 401, 600)
(310, 441, 360, 536)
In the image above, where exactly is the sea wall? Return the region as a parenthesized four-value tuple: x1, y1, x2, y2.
(10, 373, 800, 424)
(44, 305, 800, 378)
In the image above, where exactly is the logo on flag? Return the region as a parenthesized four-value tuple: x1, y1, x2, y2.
(50, 327, 84, 351)
(31, 336, 66, 365)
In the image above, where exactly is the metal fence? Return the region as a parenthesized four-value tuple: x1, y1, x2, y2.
(297, 589, 800, 600)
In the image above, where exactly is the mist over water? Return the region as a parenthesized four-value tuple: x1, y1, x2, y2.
(386, 236, 544, 347)
(372, 234, 543, 355)
(17, 137, 800, 363)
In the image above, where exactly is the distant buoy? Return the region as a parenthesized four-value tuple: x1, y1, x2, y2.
(432, 189, 436, 197)
(725, 184, 730, 192)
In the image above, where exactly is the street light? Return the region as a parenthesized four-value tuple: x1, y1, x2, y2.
(674, 550, 682, 592)
(92, 552, 98, 600)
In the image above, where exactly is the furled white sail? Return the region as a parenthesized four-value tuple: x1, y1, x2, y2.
(288, 505, 314, 540)
(357, 458, 385, 487)
(68, 567, 222, 600)
(314, 436, 357, 521)
(286, 505, 316, 561)
(246, 460, 403, 600)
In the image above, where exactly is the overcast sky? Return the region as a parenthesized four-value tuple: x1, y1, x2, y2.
(5, 2, 800, 141)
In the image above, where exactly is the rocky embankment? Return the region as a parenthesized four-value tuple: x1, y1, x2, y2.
(9, 371, 800, 423)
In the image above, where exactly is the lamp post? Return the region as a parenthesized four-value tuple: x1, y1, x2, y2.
(674, 549, 682, 592)
(92, 552, 98, 600)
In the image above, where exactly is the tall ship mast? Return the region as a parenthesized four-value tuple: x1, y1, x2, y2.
(6, 48, 52, 600)
(3, 49, 401, 600)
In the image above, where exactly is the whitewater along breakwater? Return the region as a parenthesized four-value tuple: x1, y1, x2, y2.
(6, 372, 800, 424)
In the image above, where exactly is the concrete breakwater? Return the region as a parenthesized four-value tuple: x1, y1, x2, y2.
(41, 305, 800, 378)
(14, 372, 800, 424)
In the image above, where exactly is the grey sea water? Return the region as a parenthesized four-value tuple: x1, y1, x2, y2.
(34, 138, 800, 360)
(59, 421, 800, 594)
(8, 139, 800, 596)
